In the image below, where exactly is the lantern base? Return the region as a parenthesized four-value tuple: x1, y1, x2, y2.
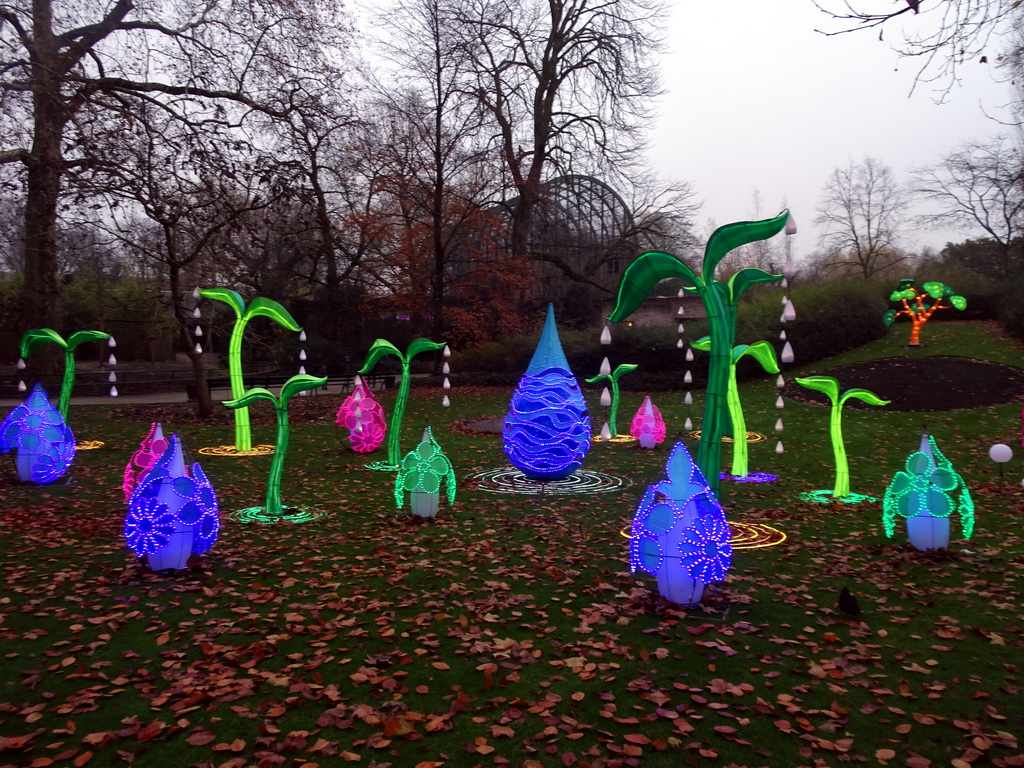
(365, 461, 400, 472)
(907, 515, 950, 551)
(638, 434, 657, 449)
(147, 530, 194, 571)
(409, 491, 439, 518)
(231, 506, 327, 525)
(656, 569, 704, 605)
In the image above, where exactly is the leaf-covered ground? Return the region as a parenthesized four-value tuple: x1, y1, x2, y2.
(2, 322, 1023, 768)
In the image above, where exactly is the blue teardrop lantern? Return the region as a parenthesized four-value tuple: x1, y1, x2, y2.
(629, 441, 732, 604)
(503, 304, 591, 480)
(0, 383, 75, 483)
(124, 434, 220, 570)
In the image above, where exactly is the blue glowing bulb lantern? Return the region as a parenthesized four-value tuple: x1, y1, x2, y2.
(629, 441, 732, 604)
(0, 383, 75, 483)
(124, 434, 219, 570)
(503, 304, 591, 480)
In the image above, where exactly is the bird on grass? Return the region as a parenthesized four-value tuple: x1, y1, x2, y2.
(837, 587, 861, 618)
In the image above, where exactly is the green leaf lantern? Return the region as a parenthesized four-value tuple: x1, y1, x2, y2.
(883, 433, 974, 550)
(883, 278, 966, 346)
(395, 426, 456, 518)
(199, 288, 302, 452)
(19, 328, 112, 421)
(224, 374, 326, 523)
(608, 211, 791, 497)
(795, 376, 890, 502)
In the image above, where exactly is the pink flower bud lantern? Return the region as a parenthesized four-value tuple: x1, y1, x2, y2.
(123, 422, 169, 501)
(630, 395, 666, 449)
(336, 375, 387, 453)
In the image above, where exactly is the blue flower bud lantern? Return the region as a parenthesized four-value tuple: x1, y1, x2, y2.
(124, 434, 219, 570)
(883, 432, 974, 551)
(0, 383, 75, 483)
(395, 426, 456, 517)
(503, 304, 590, 480)
(629, 441, 732, 604)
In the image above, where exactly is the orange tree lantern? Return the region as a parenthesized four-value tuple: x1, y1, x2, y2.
(883, 279, 965, 346)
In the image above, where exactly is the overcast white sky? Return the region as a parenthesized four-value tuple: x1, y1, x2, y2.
(646, 1, 1016, 262)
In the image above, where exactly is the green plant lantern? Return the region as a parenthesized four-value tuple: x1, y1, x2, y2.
(883, 279, 966, 346)
(608, 211, 792, 497)
(19, 328, 113, 420)
(395, 426, 456, 517)
(586, 362, 638, 439)
(359, 337, 446, 471)
(883, 432, 974, 550)
(199, 288, 302, 452)
(690, 338, 779, 478)
(224, 374, 326, 523)
(795, 376, 890, 503)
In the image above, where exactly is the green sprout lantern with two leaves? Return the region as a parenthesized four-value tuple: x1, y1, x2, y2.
(795, 376, 889, 503)
(608, 211, 792, 497)
(395, 426, 456, 518)
(883, 433, 974, 551)
(224, 374, 327, 523)
(586, 363, 638, 440)
(198, 288, 302, 452)
(690, 338, 779, 479)
(359, 337, 447, 471)
(883, 279, 966, 346)
(19, 328, 112, 420)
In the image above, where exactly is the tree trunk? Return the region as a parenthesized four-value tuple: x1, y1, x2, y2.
(168, 262, 213, 417)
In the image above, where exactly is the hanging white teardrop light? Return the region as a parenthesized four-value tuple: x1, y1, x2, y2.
(677, 305, 685, 317)
(108, 336, 117, 348)
(298, 365, 306, 375)
(775, 440, 784, 454)
(299, 330, 307, 342)
(108, 371, 117, 383)
(684, 371, 692, 384)
(676, 338, 684, 349)
(600, 422, 612, 441)
(194, 343, 202, 354)
(108, 353, 117, 366)
(776, 395, 785, 408)
(677, 322, 685, 334)
(781, 342, 794, 364)
(18, 380, 26, 392)
(193, 287, 200, 299)
(192, 307, 201, 319)
(299, 349, 307, 361)
(677, 287, 685, 298)
(685, 348, 694, 362)
(684, 417, 693, 430)
(443, 377, 451, 390)
(784, 213, 797, 235)
(776, 374, 785, 388)
(600, 387, 611, 406)
(600, 357, 611, 376)
(775, 418, 783, 432)
(600, 325, 612, 345)
(684, 391, 693, 405)
(782, 300, 796, 322)
(442, 394, 450, 407)
(779, 330, 787, 341)
(110, 385, 119, 397)
(443, 345, 451, 357)
(16, 358, 25, 370)
(442, 361, 450, 374)
(194, 326, 203, 337)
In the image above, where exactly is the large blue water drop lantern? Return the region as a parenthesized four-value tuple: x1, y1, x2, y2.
(503, 304, 591, 480)
(124, 434, 220, 571)
(629, 441, 732, 605)
(0, 383, 75, 483)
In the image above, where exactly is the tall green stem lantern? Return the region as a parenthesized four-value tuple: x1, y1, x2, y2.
(19, 328, 113, 421)
(198, 288, 302, 452)
(586, 362, 637, 440)
(690, 338, 779, 479)
(608, 211, 792, 497)
(795, 376, 889, 503)
(359, 338, 447, 471)
(224, 374, 327, 523)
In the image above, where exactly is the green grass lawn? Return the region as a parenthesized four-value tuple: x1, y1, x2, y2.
(1, 321, 1023, 768)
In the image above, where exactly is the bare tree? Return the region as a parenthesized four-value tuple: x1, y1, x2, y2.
(0, 0, 348, 349)
(813, 0, 1019, 96)
(815, 157, 913, 280)
(914, 135, 1024, 275)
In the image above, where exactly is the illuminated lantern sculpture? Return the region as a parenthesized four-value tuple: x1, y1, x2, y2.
(503, 304, 591, 480)
(629, 441, 732, 604)
(883, 433, 974, 551)
(0, 383, 75, 483)
(335, 376, 387, 453)
(630, 396, 666, 449)
(19, 328, 113, 420)
(123, 422, 169, 501)
(395, 426, 456, 517)
(883, 279, 966, 346)
(124, 434, 219, 570)
(586, 362, 637, 439)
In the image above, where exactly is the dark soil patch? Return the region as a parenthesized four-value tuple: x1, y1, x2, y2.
(784, 356, 1024, 412)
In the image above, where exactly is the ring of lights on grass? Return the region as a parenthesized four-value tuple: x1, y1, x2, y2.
(720, 472, 777, 483)
(620, 521, 786, 549)
(799, 489, 878, 504)
(197, 444, 275, 457)
(230, 506, 327, 525)
(470, 467, 630, 495)
(75, 440, 104, 450)
(590, 434, 637, 444)
(687, 430, 767, 444)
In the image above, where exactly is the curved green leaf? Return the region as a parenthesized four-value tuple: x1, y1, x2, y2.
(280, 374, 328, 405)
(727, 268, 783, 303)
(735, 340, 780, 374)
(611, 363, 639, 380)
(839, 388, 890, 408)
(608, 251, 701, 323)
(407, 338, 446, 360)
(199, 287, 245, 318)
(795, 375, 840, 403)
(690, 336, 711, 352)
(67, 330, 111, 351)
(891, 289, 916, 301)
(359, 339, 403, 373)
(584, 374, 609, 385)
(245, 297, 302, 332)
(703, 211, 789, 283)
(20, 328, 67, 357)
(883, 309, 896, 326)
(224, 387, 278, 410)
(950, 295, 967, 310)
(922, 281, 946, 299)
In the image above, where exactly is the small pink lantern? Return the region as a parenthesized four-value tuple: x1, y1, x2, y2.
(336, 376, 387, 453)
(630, 395, 666, 449)
(124, 422, 169, 501)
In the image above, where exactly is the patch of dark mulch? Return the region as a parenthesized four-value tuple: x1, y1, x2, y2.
(784, 356, 1024, 412)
